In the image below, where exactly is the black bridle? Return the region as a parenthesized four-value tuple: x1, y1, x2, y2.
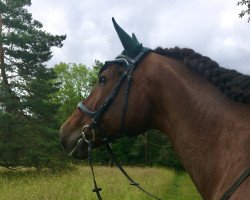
(77, 47, 151, 136)
(77, 48, 163, 200)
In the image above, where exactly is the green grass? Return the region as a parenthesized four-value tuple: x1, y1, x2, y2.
(0, 166, 202, 200)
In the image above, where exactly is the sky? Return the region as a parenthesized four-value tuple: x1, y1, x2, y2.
(29, 0, 250, 74)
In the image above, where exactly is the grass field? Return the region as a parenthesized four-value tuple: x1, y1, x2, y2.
(0, 166, 202, 200)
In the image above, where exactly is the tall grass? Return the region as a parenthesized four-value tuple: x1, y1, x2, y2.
(0, 166, 201, 200)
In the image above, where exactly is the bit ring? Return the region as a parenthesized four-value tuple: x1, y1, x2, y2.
(81, 125, 95, 143)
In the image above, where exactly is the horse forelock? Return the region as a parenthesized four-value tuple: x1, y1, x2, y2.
(154, 47, 250, 104)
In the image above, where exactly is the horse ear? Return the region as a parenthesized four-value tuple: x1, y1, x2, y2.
(112, 17, 142, 58)
(132, 33, 139, 43)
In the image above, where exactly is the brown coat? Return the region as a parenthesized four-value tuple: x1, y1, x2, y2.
(60, 50, 250, 200)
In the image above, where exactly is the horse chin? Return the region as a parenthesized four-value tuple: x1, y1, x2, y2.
(71, 140, 88, 160)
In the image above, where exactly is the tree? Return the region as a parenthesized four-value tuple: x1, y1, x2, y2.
(0, 0, 66, 169)
(53, 61, 101, 124)
(237, 0, 250, 22)
(129, 130, 184, 169)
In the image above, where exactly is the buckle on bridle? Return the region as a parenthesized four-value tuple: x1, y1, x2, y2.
(92, 117, 98, 124)
(82, 125, 95, 143)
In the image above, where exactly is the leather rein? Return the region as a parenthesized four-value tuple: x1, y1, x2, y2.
(75, 48, 250, 200)
(77, 48, 162, 200)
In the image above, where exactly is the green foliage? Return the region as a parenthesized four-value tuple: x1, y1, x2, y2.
(0, 0, 67, 169)
(92, 130, 183, 170)
(0, 1, 184, 171)
(128, 130, 183, 169)
(52, 61, 101, 123)
(237, 0, 250, 22)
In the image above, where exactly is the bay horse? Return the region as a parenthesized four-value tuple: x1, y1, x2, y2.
(60, 18, 250, 200)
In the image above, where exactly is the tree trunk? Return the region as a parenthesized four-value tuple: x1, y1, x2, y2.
(0, 12, 15, 113)
(144, 132, 149, 165)
(0, 12, 7, 85)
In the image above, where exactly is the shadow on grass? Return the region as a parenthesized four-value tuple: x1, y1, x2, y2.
(163, 170, 202, 200)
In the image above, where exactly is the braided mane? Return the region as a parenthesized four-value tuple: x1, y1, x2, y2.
(154, 47, 250, 104)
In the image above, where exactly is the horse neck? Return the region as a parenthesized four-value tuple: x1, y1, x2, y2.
(143, 53, 250, 200)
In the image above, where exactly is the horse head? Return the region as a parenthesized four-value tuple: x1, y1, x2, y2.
(59, 18, 155, 159)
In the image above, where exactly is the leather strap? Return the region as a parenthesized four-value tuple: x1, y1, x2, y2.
(77, 102, 96, 117)
(86, 139, 162, 200)
(220, 167, 250, 200)
(106, 143, 162, 200)
(87, 141, 103, 200)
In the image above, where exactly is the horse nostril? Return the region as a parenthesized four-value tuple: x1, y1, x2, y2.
(59, 129, 84, 155)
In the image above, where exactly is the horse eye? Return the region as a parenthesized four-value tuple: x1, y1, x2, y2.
(99, 76, 107, 85)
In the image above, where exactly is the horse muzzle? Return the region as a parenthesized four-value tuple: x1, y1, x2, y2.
(60, 125, 96, 160)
